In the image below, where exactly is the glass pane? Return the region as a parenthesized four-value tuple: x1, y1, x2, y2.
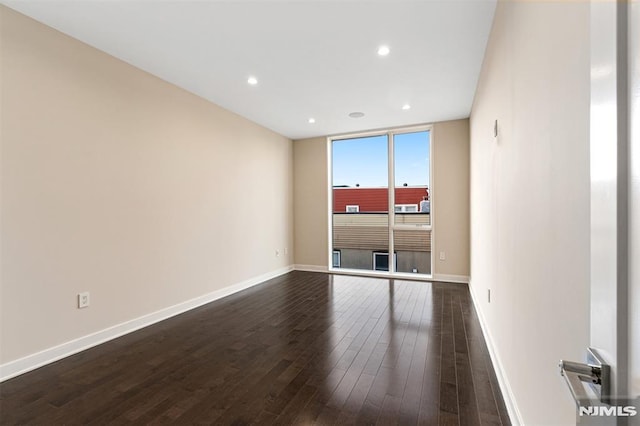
(394, 131, 430, 226)
(332, 135, 389, 271)
(394, 229, 431, 274)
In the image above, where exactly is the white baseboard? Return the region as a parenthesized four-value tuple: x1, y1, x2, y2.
(294, 267, 468, 285)
(0, 265, 294, 382)
(468, 280, 523, 425)
(294, 264, 328, 273)
(432, 273, 470, 284)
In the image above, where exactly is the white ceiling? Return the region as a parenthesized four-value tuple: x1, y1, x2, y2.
(2, 0, 496, 140)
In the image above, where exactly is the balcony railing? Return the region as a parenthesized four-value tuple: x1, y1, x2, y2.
(332, 213, 431, 252)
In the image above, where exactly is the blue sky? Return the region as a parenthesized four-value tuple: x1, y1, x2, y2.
(332, 131, 430, 187)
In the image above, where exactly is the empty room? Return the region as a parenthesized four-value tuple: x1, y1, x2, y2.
(1, 1, 639, 425)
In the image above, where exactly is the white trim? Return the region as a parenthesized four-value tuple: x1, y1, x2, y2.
(328, 267, 396, 279)
(0, 266, 293, 382)
(388, 131, 396, 272)
(294, 264, 329, 273)
(432, 274, 470, 284)
(468, 280, 522, 425)
(428, 125, 434, 282)
(326, 267, 433, 282)
(327, 122, 434, 141)
(327, 137, 334, 278)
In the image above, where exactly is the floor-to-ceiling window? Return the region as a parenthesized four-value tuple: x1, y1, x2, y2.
(330, 126, 432, 276)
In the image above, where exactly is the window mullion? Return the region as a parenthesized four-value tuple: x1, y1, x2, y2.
(388, 132, 395, 274)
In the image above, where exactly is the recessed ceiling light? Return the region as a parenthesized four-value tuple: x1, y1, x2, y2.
(349, 112, 365, 118)
(377, 45, 390, 56)
(247, 76, 258, 85)
(308, 118, 316, 124)
(402, 104, 411, 110)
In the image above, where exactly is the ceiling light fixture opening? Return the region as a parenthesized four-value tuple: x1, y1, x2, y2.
(377, 45, 390, 56)
(349, 112, 365, 118)
(247, 76, 258, 85)
(402, 104, 411, 110)
(308, 118, 316, 124)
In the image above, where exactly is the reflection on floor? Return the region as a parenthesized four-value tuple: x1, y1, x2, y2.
(0, 271, 510, 425)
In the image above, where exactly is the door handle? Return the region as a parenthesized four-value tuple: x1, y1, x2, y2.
(558, 360, 602, 406)
(559, 347, 611, 407)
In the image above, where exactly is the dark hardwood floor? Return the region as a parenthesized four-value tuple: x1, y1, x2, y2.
(0, 271, 510, 425)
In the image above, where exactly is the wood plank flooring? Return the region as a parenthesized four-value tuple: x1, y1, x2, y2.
(0, 271, 511, 425)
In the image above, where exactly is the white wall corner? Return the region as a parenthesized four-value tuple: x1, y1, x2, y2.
(0, 265, 294, 382)
(468, 280, 524, 425)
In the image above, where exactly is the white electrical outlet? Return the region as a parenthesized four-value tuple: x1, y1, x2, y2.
(78, 292, 90, 309)
(275, 249, 280, 257)
(439, 251, 446, 261)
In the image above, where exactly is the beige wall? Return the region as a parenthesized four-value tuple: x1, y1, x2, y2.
(0, 7, 293, 364)
(433, 119, 470, 278)
(293, 137, 328, 269)
(293, 120, 470, 280)
(469, 1, 590, 424)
